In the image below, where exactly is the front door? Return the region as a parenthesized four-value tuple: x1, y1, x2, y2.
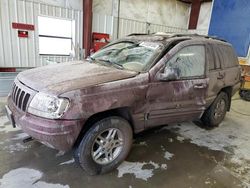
(146, 45, 208, 128)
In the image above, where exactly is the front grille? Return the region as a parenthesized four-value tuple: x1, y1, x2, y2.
(11, 83, 31, 111)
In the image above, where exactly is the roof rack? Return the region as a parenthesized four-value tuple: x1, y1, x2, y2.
(127, 32, 227, 43)
(169, 33, 227, 42)
(127, 33, 148, 36)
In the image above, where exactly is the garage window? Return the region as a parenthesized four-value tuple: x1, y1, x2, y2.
(38, 16, 75, 56)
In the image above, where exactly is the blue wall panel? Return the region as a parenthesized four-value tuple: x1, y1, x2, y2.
(208, 0, 250, 57)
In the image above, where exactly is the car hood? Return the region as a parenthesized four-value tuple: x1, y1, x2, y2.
(17, 61, 138, 95)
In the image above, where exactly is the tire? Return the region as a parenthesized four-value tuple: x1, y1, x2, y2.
(74, 116, 133, 175)
(239, 90, 250, 101)
(201, 92, 229, 127)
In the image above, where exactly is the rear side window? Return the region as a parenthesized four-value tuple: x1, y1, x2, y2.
(222, 46, 238, 68)
(213, 44, 238, 68)
(207, 45, 215, 70)
(212, 45, 222, 70)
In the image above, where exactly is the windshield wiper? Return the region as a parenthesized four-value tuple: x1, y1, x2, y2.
(110, 61, 124, 70)
(96, 59, 124, 70)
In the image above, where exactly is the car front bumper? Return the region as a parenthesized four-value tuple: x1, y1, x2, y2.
(6, 96, 84, 151)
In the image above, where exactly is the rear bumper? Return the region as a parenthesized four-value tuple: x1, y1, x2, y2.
(7, 96, 84, 151)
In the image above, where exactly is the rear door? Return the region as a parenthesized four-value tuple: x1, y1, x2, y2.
(220, 45, 241, 92)
(146, 43, 208, 128)
(206, 44, 240, 106)
(205, 44, 225, 105)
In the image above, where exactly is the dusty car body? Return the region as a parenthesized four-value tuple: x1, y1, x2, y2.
(6, 33, 241, 174)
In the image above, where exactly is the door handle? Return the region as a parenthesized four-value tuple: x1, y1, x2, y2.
(217, 73, 224, 80)
(194, 83, 207, 89)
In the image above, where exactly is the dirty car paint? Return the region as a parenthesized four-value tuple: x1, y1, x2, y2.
(6, 34, 241, 151)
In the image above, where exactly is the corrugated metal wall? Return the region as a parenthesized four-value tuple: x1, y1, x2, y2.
(118, 18, 147, 38)
(150, 23, 188, 34)
(92, 13, 114, 39)
(92, 13, 207, 40)
(0, 0, 83, 68)
(0, 0, 207, 68)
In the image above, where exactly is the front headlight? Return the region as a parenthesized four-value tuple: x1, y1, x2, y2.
(27, 92, 69, 119)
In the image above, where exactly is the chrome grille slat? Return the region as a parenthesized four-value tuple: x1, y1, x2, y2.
(20, 92, 26, 110)
(14, 87, 19, 103)
(12, 84, 18, 101)
(15, 88, 21, 105)
(22, 93, 31, 111)
(11, 82, 31, 112)
(11, 84, 16, 100)
(18, 91, 25, 109)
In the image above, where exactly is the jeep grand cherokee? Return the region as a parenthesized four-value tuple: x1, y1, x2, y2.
(6, 33, 241, 175)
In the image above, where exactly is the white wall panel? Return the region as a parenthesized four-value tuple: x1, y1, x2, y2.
(188, 29, 208, 35)
(0, 12, 5, 65)
(92, 0, 191, 40)
(0, 0, 83, 68)
(0, 0, 14, 67)
(32, 0, 82, 10)
(93, 0, 113, 16)
(118, 18, 147, 38)
(18, 0, 29, 67)
(146, 0, 190, 28)
(150, 24, 187, 34)
(92, 13, 206, 41)
(197, 2, 212, 34)
(93, 0, 190, 29)
(92, 13, 114, 38)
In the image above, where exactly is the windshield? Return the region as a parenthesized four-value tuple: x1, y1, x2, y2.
(90, 41, 162, 72)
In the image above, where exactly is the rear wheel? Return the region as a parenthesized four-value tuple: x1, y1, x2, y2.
(74, 116, 133, 175)
(201, 92, 229, 127)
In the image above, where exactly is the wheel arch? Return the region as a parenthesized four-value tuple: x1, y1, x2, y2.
(220, 86, 233, 111)
(73, 107, 134, 148)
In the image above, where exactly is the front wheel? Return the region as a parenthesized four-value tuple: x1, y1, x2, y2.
(74, 116, 133, 175)
(201, 92, 229, 127)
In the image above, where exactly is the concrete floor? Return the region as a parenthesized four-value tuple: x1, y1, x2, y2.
(0, 95, 249, 188)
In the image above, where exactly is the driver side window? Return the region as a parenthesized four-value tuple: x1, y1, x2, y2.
(165, 45, 205, 79)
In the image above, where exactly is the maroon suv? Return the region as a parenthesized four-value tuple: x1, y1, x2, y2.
(6, 33, 241, 175)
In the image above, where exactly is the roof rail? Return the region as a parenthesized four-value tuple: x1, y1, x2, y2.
(168, 33, 227, 42)
(127, 32, 227, 43)
(127, 33, 148, 36)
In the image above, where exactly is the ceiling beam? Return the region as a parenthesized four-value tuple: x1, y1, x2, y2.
(178, 0, 212, 29)
(188, 0, 201, 29)
(83, 0, 93, 57)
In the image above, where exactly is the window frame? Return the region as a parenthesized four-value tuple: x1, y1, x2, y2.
(207, 44, 216, 71)
(213, 44, 223, 70)
(38, 16, 75, 56)
(163, 44, 207, 80)
(219, 44, 239, 69)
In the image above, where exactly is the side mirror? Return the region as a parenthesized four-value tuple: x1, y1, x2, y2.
(157, 67, 179, 81)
